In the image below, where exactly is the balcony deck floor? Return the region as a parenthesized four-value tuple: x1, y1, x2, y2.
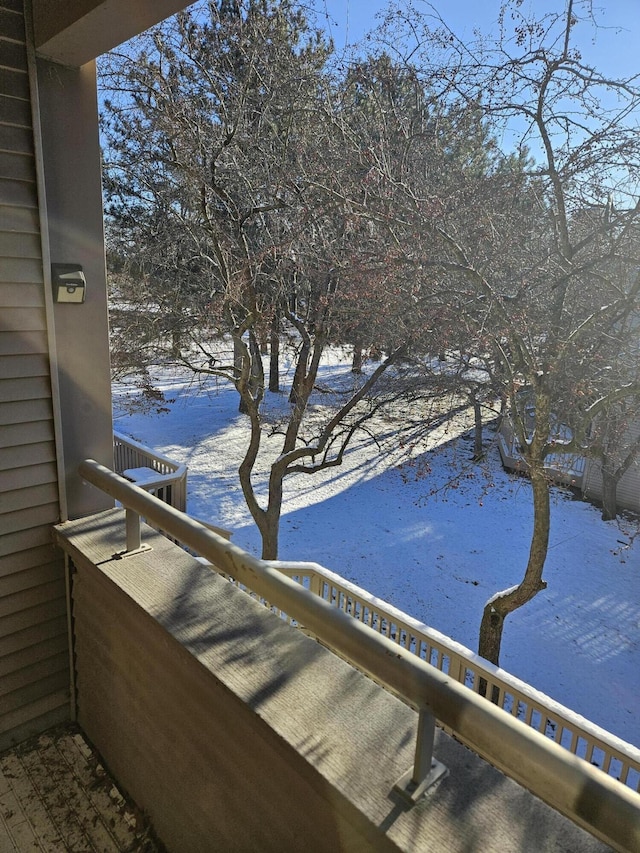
(0, 724, 162, 852)
(44, 510, 620, 853)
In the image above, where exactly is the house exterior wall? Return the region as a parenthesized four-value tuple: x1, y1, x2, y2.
(36, 55, 114, 519)
(582, 419, 640, 515)
(0, 0, 193, 751)
(0, 0, 192, 751)
(0, 0, 70, 750)
(497, 408, 638, 513)
(0, 0, 184, 749)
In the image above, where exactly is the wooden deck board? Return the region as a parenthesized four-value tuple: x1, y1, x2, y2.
(0, 726, 162, 852)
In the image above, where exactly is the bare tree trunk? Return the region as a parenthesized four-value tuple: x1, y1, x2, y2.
(478, 467, 549, 665)
(251, 493, 281, 559)
(238, 331, 264, 414)
(471, 392, 484, 461)
(351, 341, 363, 374)
(493, 390, 508, 433)
(237, 389, 266, 546)
(236, 389, 282, 559)
(260, 464, 286, 559)
(248, 330, 263, 398)
(233, 336, 243, 377)
(600, 468, 619, 521)
(259, 522, 279, 560)
(269, 312, 280, 392)
(235, 337, 247, 414)
(171, 328, 182, 357)
(289, 335, 310, 406)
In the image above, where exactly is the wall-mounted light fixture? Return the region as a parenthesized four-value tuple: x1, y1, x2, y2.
(52, 263, 86, 303)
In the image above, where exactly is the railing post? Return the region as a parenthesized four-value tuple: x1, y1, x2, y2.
(115, 507, 151, 558)
(394, 708, 448, 803)
(126, 507, 141, 552)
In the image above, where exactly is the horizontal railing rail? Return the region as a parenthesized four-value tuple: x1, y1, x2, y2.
(260, 561, 640, 794)
(113, 431, 187, 512)
(78, 459, 640, 853)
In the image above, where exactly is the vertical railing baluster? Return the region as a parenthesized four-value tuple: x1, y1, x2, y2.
(394, 708, 448, 802)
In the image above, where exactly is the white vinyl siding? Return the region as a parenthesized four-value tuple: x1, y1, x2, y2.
(583, 419, 640, 515)
(0, 0, 68, 750)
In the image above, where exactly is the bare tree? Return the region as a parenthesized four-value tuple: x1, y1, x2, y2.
(373, 0, 640, 664)
(102, 1, 408, 558)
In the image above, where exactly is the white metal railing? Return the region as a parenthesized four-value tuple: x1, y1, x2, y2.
(256, 561, 640, 795)
(77, 459, 640, 853)
(113, 431, 188, 512)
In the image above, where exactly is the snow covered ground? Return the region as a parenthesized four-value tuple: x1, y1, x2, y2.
(113, 354, 640, 747)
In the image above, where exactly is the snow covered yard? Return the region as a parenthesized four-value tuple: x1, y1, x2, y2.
(113, 359, 640, 747)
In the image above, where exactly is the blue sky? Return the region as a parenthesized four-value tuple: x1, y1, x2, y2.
(316, 0, 639, 77)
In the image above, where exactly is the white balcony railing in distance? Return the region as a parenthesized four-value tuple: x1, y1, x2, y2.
(77, 459, 640, 853)
(113, 431, 187, 512)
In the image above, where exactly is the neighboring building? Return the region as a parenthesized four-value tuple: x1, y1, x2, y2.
(497, 404, 640, 516)
(496, 390, 588, 490)
(582, 416, 640, 516)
